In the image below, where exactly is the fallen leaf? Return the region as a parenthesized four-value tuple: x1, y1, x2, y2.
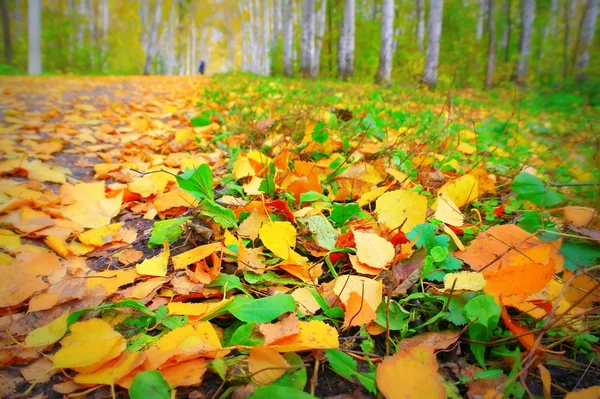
(267, 320, 339, 352)
(259, 221, 297, 259)
(353, 230, 394, 269)
(376, 190, 427, 233)
(136, 241, 170, 277)
(248, 346, 289, 385)
(442, 271, 486, 292)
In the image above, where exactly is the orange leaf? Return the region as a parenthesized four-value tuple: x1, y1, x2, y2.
(248, 346, 289, 385)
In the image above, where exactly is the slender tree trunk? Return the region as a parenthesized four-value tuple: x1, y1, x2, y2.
(338, 0, 355, 79)
(186, 30, 191, 75)
(375, 0, 394, 85)
(476, 0, 487, 41)
(537, 0, 558, 68)
(1, 0, 12, 64)
(240, 2, 249, 71)
(312, 0, 327, 77)
(143, 0, 162, 75)
(87, 0, 96, 68)
(514, 0, 535, 85)
(77, 0, 85, 48)
(140, 0, 148, 51)
(283, 0, 293, 76)
(263, 0, 271, 75)
(192, 23, 197, 75)
(392, 2, 401, 54)
(178, 0, 184, 75)
(575, 0, 599, 83)
(254, 0, 262, 73)
(416, 0, 425, 51)
(301, 0, 315, 77)
(328, 0, 333, 73)
(423, 0, 444, 87)
(27, 0, 41, 75)
(12, 0, 21, 37)
(102, 0, 109, 71)
(166, 0, 176, 74)
(485, 0, 496, 88)
(563, 0, 576, 78)
(501, 0, 511, 61)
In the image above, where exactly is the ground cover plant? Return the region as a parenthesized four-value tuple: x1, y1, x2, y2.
(0, 73, 599, 399)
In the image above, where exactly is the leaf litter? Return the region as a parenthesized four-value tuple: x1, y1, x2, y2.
(0, 75, 599, 398)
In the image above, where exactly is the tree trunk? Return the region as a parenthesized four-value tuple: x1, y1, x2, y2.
(1, 0, 12, 64)
(77, 0, 85, 48)
(476, 0, 487, 41)
(312, 0, 327, 77)
(416, 0, 425, 51)
(101, 0, 109, 71)
(301, 0, 315, 77)
(262, 0, 271, 75)
(27, 0, 41, 75)
(563, 0, 576, 78)
(283, 0, 293, 76)
(514, 0, 535, 85)
(166, 0, 176, 74)
(87, 0, 96, 68)
(338, 0, 355, 79)
(12, 0, 21, 37)
(178, 0, 184, 75)
(537, 0, 558, 67)
(423, 0, 443, 88)
(500, 0, 510, 62)
(375, 0, 394, 85)
(575, 0, 599, 83)
(485, 0, 496, 88)
(254, 0, 262, 73)
(140, 0, 148, 51)
(143, 0, 162, 75)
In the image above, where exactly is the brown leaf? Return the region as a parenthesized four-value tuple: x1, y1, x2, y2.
(389, 248, 427, 297)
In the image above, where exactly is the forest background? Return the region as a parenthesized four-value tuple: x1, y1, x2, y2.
(1, 0, 599, 101)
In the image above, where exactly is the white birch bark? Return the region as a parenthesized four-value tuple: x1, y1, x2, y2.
(77, 0, 85, 48)
(563, 0, 576, 77)
(192, 23, 197, 75)
(312, 0, 327, 77)
(143, 0, 163, 75)
(476, 0, 488, 41)
(301, 0, 315, 76)
(416, 0, 425, 50)
(485, 0, 496, 88)
(273, 0, 282, 42)
(375, 0, 394, 85)
(140, 0, 149, 52)
(178, 0, 184, 75)
(262, 0, 271, 75)
(283, 0, 293, 76)
(27, 0, 41, 75)
(500, 0, 510, 49)
(87, 0, 96, 67)
(254, 0, 262, 73)
(240, 1, 249, 71)
(338, 0, 355, 79)
(166, 0, 176, 75)
(186, 30, 191, 75)
(423, 0, 443, 87)
(575, 0, 599, 82)
(515, 0, 535, 84)
(101, 0, 109, 71)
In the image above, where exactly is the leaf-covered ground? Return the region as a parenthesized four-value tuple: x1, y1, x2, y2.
(0, 74, 599, 399)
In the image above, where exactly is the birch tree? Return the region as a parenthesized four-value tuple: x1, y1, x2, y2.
(338, 0, 355, 79)
(262, 0, 271, 75)
(500, 0, 511, 61)
(375, 0, 394, 85)
(514, 0, 535, 84)
(423, 0, 444, 88)
(1, 0, 12, 64)
(476, 0, 487, 41)
(143, 0, 163, 75)
(87, 0, 96, 67)
(27, 0, 41, 75)
(485, 0, 496, 88)
(416, 0, 425, 51)
(101, 0, 109, 71)
(283, 0, 293, 76)
(301, 0, 315, 77)
(166, 0, 176, 74)
(312, 0, 327, 77)
(538, 0, 558, 65)
(77, 0, 86, 48)
(574, 0, 599, 83)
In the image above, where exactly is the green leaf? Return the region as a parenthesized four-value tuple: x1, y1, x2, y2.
(375, 300, 409, 330)
(68, 299, 155, 326)
(176, 165, 214, 201)
(209, 358, 227, 380)
(200, 199, 238, 228)
(161, 315, 188, 330)
(511, 172, 562, 207)
(155, 305, 168, 320)
(559, 242, 600, 270)
(270, 352, 307, 390)
(298, 215, 338, 250)
(207, 273, 251, 296)
(243, 270, 303, 286)
(129, 370, 171, 399)
(227, 322, 264, 346)
(407, 223, 450, 251)
(226, 294, 296, 323)
(249, 385, 317, 399)
(190, 115, 212, 127)
(126, 334, 161, 352)
(148, 217, 191, 248)
(326, 349, 377, 394)
(329, 203, 360, 226)
(430, 246, 449, 262)
(299, 191, 330, 203)
(463, 294, 501, 368)
(312, 122, 329, 144)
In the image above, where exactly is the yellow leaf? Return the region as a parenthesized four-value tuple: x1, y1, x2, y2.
(53, 319, 125, 370)
(333, 275, 382, 312)
(376, 344, 445, 399)
(564, 386, 600, 399)
(562, 206, 596, 227)
(74, 351, 145, 386)
(291, 288, 321, 316)
(442, 272, 485, 292)
(457, 142, 477, 155)
(171, 242, 223, 270)
(44, 235, 71, 258)
(0, 268, 48, 307)
(160, 358, 208, 387)
(248, 346, 289, 385)
(23, 160, 66, 183)
(153, 189, 196, 212)
(342, 291, 377, 328)
(538, 364, 551, 399)
(259, 221, 297, 259)
(436, 175, 478, 209)
(128, 278, 168, 299)
(60, 194, 123, 229)
(25, 310, 70, 347)
(167, 298, 234, 318)
(128, 177, 156, 197)
(0, 229, 21, 252)
(376, 190, 427, 233)
(237, 211, 269, 241)
(267, 320, 339, 352)
(353, 231, 394, 269)
(136, 241, 170, 277)
(87, 268, 139, 295)
(434, 194, 464, 227)
(357, 185, 390, 207)
(77, 222, 124, 247)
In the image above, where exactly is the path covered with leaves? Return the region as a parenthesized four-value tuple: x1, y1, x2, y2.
(0, 74, 599, 399)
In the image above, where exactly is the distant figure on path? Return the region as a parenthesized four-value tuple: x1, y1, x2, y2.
(198, 60, 206, 75)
